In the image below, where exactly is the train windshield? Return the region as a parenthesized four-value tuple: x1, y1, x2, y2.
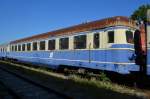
(126, 31, 133, 44)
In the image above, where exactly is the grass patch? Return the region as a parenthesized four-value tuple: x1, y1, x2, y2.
(0, 60, 147, 99)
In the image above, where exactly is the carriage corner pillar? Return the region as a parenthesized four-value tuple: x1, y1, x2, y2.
(86, 33, 93, 49)
(37, 41, 40, 51)
(31, 42, 33, 52)
(100, 31, 107, 49)
(69, 36, 74, 50)
(56, 38, 59, 50)
(45, 40, 48, 51)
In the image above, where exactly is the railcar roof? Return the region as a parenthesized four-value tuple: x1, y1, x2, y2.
(10, 16, 137, 44)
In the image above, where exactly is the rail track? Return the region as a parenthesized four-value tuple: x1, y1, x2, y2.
(1, 60, 150, 88)
(0, 60, 149, 99)
(0, 80, 20, 99)
(0, 65, 72, 99)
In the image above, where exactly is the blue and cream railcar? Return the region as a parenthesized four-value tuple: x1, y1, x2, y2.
(3, 16, 141, 74)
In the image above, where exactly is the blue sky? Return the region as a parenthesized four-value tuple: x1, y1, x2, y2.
(0, 0, 149, 44)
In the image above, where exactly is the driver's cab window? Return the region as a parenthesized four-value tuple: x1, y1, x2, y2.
(126, 31, 133, 44)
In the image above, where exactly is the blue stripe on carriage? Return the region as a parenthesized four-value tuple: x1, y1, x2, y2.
(4, 48, 140, 74)
(111, 44, 134, 48)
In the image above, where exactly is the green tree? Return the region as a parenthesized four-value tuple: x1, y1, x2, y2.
(131, 4, 150, 23)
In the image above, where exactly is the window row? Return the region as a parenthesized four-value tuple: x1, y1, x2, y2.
(0, 48, 6, 52)
(10, 30, 133, 52)
(10, 33, 101, 52)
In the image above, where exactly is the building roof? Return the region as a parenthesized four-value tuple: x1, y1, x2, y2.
(10, 16, 137, 44)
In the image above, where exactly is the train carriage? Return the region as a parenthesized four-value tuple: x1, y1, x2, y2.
(0, 16, 149, 75)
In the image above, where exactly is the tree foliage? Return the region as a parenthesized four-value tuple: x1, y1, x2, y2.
(131, 4, 150, 22)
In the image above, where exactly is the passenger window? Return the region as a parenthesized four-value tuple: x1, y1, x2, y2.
(108, 31, 114, 43)
(33, 42, 37, 51)
(74, 35, 86, 49)
(93, 33, 99, 48)
(12, 46, 14, 52)
(15, 45, 17, 51)
(27, 43, 31, 51)
(40, 41, 45, 50)
(59, 38, 69, 50)
(22, 44, 26, 51)
(126, 31, 133, 43)
(48, 40, 55, 50)
(18, 45, 21, 51)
